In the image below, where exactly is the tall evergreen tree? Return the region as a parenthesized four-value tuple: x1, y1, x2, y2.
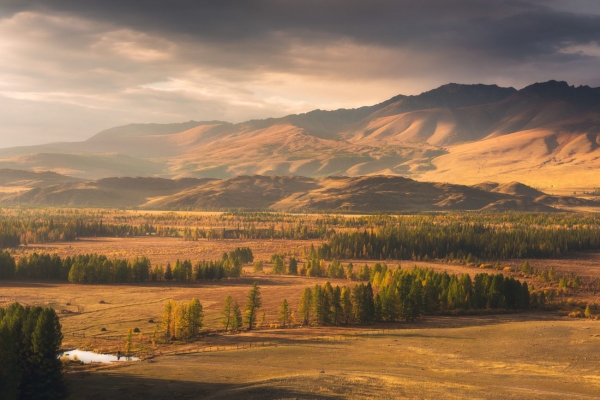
(278, 299, 290, 327)
(298, 287, 312, 325)
(244, 282, 262, 330)
(221, 295, 233, 330)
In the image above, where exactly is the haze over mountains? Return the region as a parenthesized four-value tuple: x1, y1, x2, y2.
(1, 80, 599, 191)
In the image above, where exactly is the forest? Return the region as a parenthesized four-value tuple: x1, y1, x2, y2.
(0, 303, 66, 400)
(294, 267, 531, 326)
(3, 209, 600, 261)
(0, 247, 253, 284)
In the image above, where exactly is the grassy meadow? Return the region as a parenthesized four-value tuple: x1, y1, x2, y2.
(2, 209, 600, 399)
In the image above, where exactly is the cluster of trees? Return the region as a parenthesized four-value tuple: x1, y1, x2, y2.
(0, 247, 253, 284)
(161, 298, 204, 341)
(163, 248, 253, 282)
(68, 255, 152, 284)
(0, 303, 66, 399)
(0, 218, 180, 247)
(296, 267, 531, 326)
(316, 220, 600, 261)
(219, 283, 263, 332)
(269, 254, 298, 275)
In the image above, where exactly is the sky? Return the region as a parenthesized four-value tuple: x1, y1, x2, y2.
(1, 0, 600, 148)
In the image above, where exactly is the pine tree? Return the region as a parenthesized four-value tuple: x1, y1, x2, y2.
(278, 299, 290, 327)
(164, 263, 173, 281)
(221, 295, 233, 330)
(187, 298, 203, 337)
(288, 257, 298, 275)
(232, 301, 242, 331)
(298, 287, 312, 325)
(0, 324, 21, 400)
(30, 308, 66, 399)
(253, 261, 264, 273)
(244, 282, 262, 330)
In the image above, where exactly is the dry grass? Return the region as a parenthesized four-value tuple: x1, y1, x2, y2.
(14, 237, 323, 266)
(63, 316, 600, 399)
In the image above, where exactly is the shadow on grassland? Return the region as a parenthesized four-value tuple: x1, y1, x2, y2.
(67, 372, 342, 400)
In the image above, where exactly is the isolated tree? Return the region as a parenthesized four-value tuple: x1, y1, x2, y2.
(585, 305, 592, 318)
(244, 282, 262, 330)
(298, 287, 312, 325)
(521, 260, 533, 274)
(278, 299, 290, 327)
(124, 328, 133, 355)
(221, 295, 233, 330)
(231, 301, 243, 331)
(253, 261, 263, 273)
(271, 254, 285, 274)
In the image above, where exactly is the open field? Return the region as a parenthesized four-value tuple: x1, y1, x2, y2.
(13, 236, 600, 304)
(15, 237, 325, 267)
(3, 276, 598, 399)
(64, 316, 600, 399)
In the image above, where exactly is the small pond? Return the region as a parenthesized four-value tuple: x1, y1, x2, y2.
(59, 349, 140, 364)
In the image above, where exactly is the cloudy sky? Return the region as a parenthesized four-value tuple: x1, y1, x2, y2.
(1, 0, 600, 148)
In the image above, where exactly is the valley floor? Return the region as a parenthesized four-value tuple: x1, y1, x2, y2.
(66, 317, 600, 399)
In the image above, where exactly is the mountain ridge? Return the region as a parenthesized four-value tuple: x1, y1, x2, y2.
(1, 80, 598, 189)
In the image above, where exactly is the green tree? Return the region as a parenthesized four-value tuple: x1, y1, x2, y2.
(231, 301, 243, 331)
(0, 324, 21, 400)
(271, 255, 285, 274)
(164, 263, 173, 281)
(221, 295, 233, 330)
(278, 299, 290, 327)
(0, 250, 16, 279)
(253, 261, 263, 273)
(298, 287, 312, 325)
(244, 282, 262, 330)
(288, 257, 298, 275)
(30, 308, 67, 399)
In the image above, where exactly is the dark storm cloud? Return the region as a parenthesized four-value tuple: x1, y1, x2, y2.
(4, 0, 600, 61)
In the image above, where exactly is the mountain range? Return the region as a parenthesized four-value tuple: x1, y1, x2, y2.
(1, 80, 599, 191)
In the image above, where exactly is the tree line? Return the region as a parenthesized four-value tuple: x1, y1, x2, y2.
(0, 303, 66, 400)
(0, 247, 253, 284)
(316, 221, 600, 261)
(296, 267, 531, 326)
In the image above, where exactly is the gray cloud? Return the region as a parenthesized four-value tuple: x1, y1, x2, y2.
(0, 0, 599, 148)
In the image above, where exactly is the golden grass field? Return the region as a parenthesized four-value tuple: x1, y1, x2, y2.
(2, 276, 600, 399)
(3, 236, 600, 399)
(68, 315, 600, 399)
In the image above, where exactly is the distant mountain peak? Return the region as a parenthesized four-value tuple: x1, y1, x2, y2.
(408, 82, 517, 109)
(519, 80, 600, 106)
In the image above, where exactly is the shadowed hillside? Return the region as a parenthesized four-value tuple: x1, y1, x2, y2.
(1, 170, 597, 212)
